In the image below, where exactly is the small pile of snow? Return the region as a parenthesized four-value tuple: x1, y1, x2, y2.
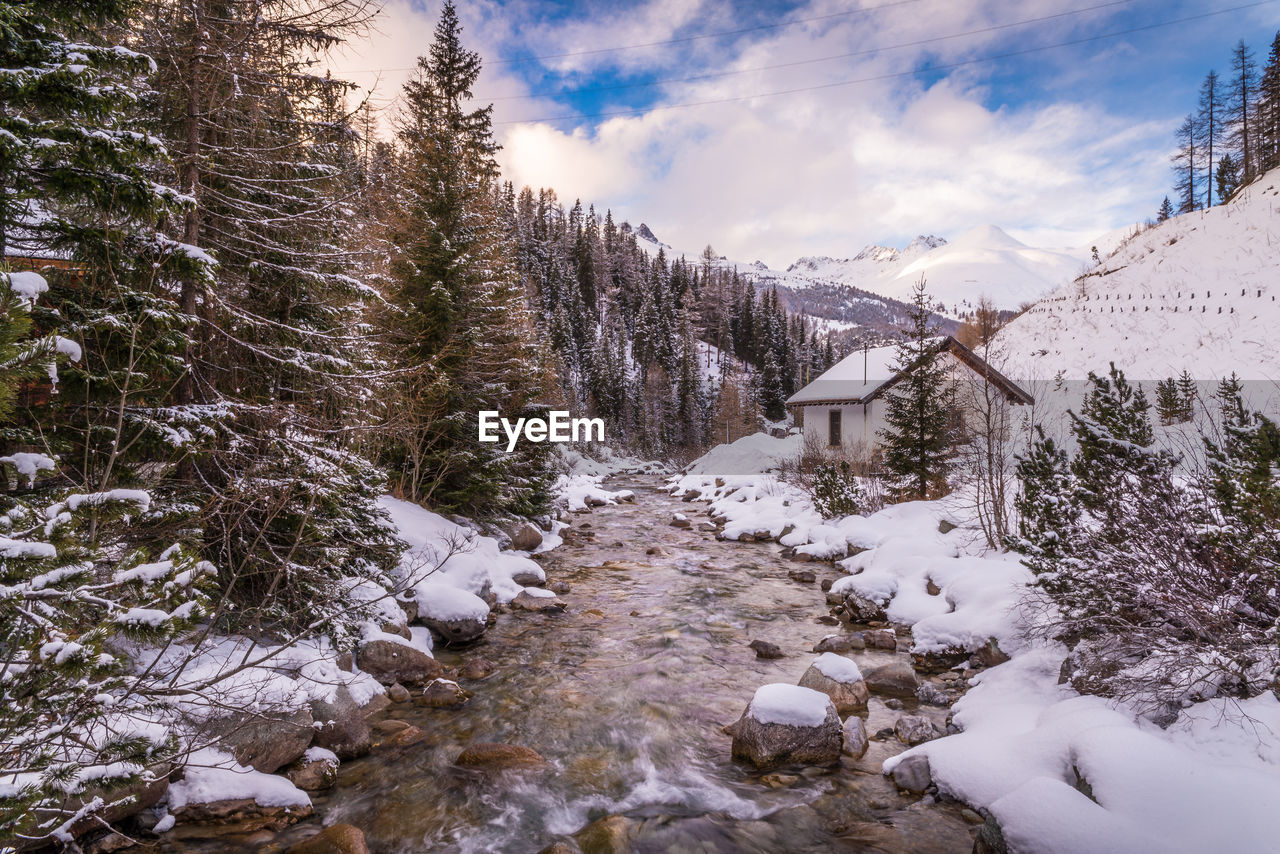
(682, 432, 802, 476)
(554, 473, 632, 512)
(0, 451, 54, 485)
(747, 683, 833, 727)
(812, 653, 863, 684)
(378, 495, 547, 604)
(303, 746, 337, 763)
(5, 270, 48, 305)
(414, 581, 490, 622)
(168, 748, 310, 810)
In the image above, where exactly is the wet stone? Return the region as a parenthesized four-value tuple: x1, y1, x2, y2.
(748, 640, 785, 659)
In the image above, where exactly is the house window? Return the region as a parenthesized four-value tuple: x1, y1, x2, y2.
(828, 409, 842, 447)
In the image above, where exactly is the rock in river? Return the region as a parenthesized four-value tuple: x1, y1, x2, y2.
(356, 637, 442, 685)
(310, 685, 372, 760)
(287, 823, 371, 854)
(454, 742, 548, 770)
(749, 639, 785, 659)
(797, 653, 869, 714)
(725, 683, 843, 768)
(511, 587, 567, 612)
(416, 582, 490, 643)
(285, 747, 339, 792)
(863, 660, 920, 698)
(894, 715, 939, 746)
(842, 716, 869, 758)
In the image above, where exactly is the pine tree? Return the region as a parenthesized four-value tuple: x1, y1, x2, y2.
(1215, 153, 1241, 202)
(879, 277, 955, 501)
(382, 0, 553, 516)
(1176, 369, 1198, 419)
(758, 349, 787, 422)
(1155, 377, 1183, 425)
(1198, 70, 1225, 206)
(1012, 426, 1078, 566)
(1156, 195, 1174, 222)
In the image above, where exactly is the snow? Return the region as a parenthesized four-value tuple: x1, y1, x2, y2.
(811, 653, 863, 684)
(786, 342, 904, 405)
(682, 429, 1280, 852)
(747, 683, 834, 727)
(680, 431, 803, 476)
(378, 495, 546, 604)
(167, 747, 310, 811)
(0, 451, 55, 485)
(5, 270, 48, 304)
(303, 746, 337, 763)
(997, 168, 1280, 380)
(414, 581, 490, 622)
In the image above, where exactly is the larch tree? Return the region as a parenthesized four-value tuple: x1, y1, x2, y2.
(1228, 39, 1259, 183)
(1197, 70, 1224, 206)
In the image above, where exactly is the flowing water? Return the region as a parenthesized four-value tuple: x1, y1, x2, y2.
(185, 474, 978, 853)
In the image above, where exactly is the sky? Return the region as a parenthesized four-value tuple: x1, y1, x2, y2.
(329, 0, 1280, 268)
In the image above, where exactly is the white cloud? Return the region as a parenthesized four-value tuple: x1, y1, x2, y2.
(328, 0, 1194, 268)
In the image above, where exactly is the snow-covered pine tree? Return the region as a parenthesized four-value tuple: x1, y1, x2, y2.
(879, 277, 955, 501)
(136, 0, 404, 639)
(1011, 426, 1078, 567)
(381, 0, 553, 516)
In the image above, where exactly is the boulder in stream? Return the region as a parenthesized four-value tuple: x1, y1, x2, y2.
(748, 640, 785, 659)
(203, 708, 314, 774)
(356, 637, 442, 685)
(841, 716, 869, 758)
(286, 823, 371, 854)
(725, 684, 843, 768)
(285, 747, 339, 792)
(894, 715, 939, 746)
(863, 660, 920, 698)
(889, 754, 933, 793)
(511, 588, 567, 612)
(454, 742, 548, 770)
(310, 685, 372, 760)
(415, 583, 490, 643)
(418, 678, 470, 708)
(797, 653, 869, 714)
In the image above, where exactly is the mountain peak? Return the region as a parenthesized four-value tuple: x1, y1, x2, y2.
(634, 222, 660, 244)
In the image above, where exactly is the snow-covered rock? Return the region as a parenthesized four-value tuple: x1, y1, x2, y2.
(797, 654, 869, 714)
(413, 582, 490, 643)
(725, 684, 843, 768)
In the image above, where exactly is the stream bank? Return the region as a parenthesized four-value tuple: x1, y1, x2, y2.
(156, 473, 983, 854)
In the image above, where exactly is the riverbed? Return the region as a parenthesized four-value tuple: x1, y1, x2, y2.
(192, 473, 979, 853)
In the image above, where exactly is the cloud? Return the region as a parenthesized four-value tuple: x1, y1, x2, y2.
(326, 0, 1259, 268)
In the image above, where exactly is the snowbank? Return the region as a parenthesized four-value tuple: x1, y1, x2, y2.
(681, 431, 802, 476)
(378, 496, 546, 604)
(168, 747, 310, 811)
(678, 439, 1280, 852)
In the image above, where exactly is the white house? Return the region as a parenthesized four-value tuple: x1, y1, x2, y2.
(786, 336, 1033, 450)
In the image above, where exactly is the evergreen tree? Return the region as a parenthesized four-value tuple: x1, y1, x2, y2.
(1155, 377, 1183, 425)
(382, 1, 553, 516)
(1012, 426, 1078, 567)
(1258, 31, 1280, 173)
(879, 277, 955, 501)
(1156, 195, 1174, 222)
(758, 349, 787, 422)
(1215, 153, 1241, 202)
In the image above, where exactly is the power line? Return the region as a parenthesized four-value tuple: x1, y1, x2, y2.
(342, 0, 928, 73)
(494, 0, 1279, 126)
(478, 0, 1144, 103)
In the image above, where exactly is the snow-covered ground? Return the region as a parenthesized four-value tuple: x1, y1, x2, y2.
(998, 168, 1280, 380)
(632, 220, 1120, 313)
(673, 433, 1280, 853)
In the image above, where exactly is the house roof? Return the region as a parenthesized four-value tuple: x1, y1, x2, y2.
(786, 335, 1033, 407)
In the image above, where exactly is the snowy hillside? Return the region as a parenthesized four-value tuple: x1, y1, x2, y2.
(997, 169, 1280, 380)
(629, 221, 1114, 319)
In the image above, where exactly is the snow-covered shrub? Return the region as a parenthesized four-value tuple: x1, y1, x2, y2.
(808, 460, 867, 519)
(0, 484, 213, 844)
(1014, 366, 1280, 719)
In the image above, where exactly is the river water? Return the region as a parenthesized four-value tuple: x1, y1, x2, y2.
(213, 474, 978, 852)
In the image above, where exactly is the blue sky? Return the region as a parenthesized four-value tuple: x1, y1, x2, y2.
(333, 0, 1280, 266)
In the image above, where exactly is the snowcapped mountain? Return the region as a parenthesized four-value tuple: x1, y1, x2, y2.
(996, 168, 1280, 381)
